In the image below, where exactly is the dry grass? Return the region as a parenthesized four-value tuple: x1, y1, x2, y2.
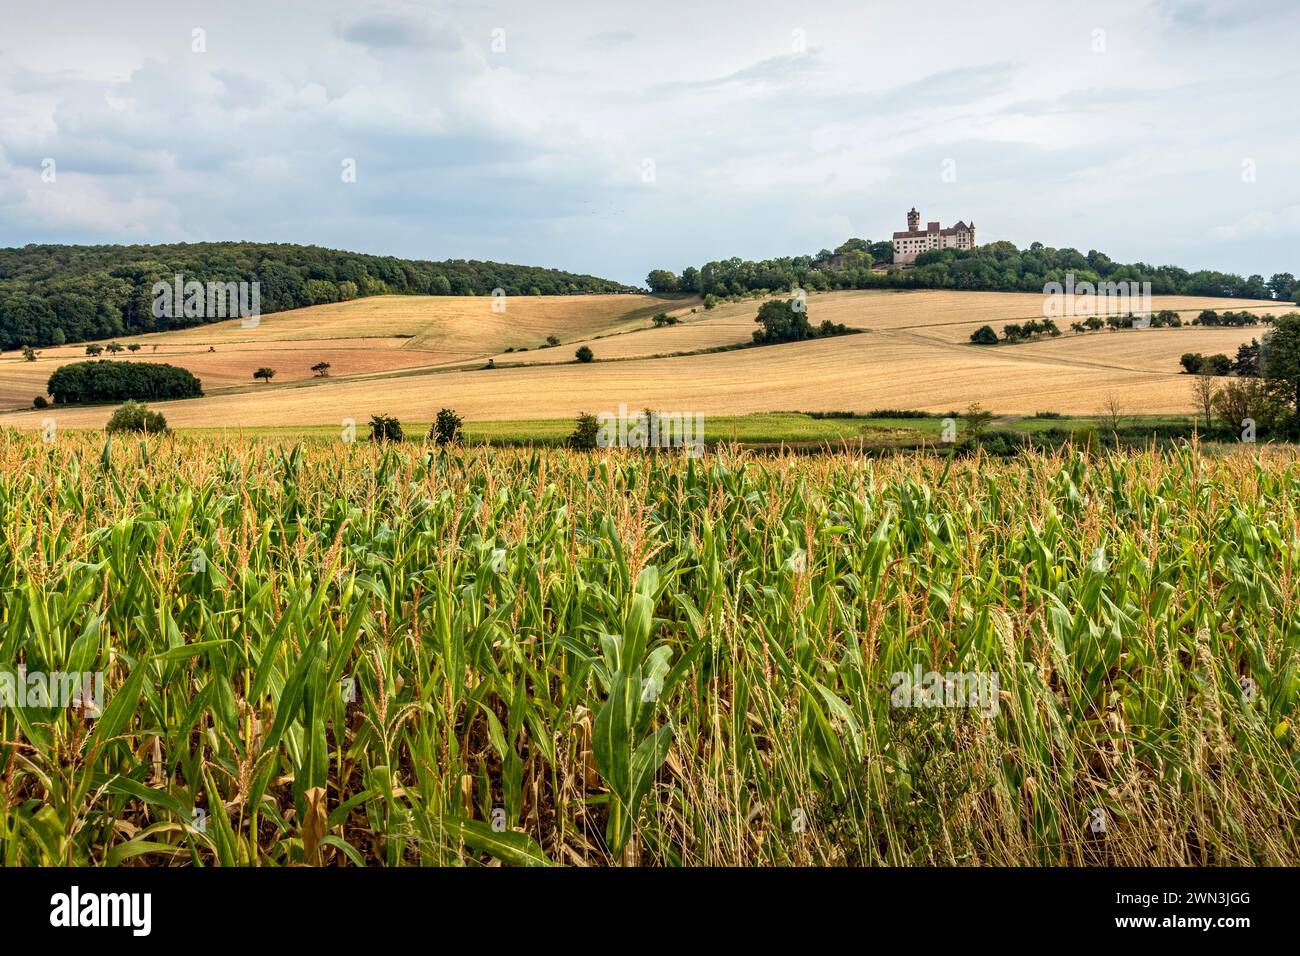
(1, 293, 691, 410)
(0, 288, 1287, 425)
(129, 293, 689, 347)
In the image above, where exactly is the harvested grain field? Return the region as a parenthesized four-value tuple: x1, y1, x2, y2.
(0, 293, 693, 410)
(0, 288, 1288, 427)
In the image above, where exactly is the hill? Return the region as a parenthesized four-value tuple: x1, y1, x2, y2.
(0, 241, 636, 349)
(1, 288, 1287, 429)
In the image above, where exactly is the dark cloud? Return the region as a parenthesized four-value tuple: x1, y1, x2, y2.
(339, 14, 462, 52)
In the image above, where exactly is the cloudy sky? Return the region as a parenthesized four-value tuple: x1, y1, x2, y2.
(1, 0, 1297, 284)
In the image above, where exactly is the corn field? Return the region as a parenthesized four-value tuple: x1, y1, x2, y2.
(2, 432, 1298, 866)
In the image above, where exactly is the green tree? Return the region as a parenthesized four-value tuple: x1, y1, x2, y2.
(368, 414, 403, 442)
(970, 325, 998, 345)
(964, 402, 994, 438)
(646, 269, 679, 293)
(575, 345, 594, 363)
(47, 360, 202, 404)
(429, 407, 464, 446)
(106, 400, 169, 434)
(752, 298, 812, 345)
(311, 361, 331, 377)
(1233, 339, 1261, 377)
(254, 367, 276, 383)
(1260, 313, 1300, 423)
(565, 412, 599, 450)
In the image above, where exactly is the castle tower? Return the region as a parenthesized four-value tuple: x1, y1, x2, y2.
(907, 207, 920, 232)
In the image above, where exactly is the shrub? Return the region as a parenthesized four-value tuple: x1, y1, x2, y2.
(105, 400, 169, 434)
(956, 430, 1023, 458)
(963, 402, 994, 438)
(651, 312, 679, 327)
(970, 325, 999, 345)
(368, 414, 404, 443)
(575, 346, 594, 363)
(815, 320, 852, 337)
(47, 360, 203, 404)
(429, 408, 463, 446)
(545, 335, 560, 347)
(32, 395, 47, 409)
(865, 409, 932, 419)
(565, 412, 600, 450)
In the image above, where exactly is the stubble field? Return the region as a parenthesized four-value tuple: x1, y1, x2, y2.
(0, 289, 1286, 430)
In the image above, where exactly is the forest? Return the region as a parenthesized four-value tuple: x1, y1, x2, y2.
(0, 242, 631, 349)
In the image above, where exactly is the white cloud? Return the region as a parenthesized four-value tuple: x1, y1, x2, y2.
(0, 0, 1296, 282)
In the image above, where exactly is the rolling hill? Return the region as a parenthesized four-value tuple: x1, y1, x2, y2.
(0, 288, 1289, 430)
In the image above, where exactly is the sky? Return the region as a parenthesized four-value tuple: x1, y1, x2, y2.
(0, 0, 1297, 285)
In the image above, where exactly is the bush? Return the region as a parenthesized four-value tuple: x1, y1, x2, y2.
(33, 395, 48, 409)
(575, 346, 594, 363)
(368, 414, 403, 442)
(429, 408, 463, 446)
(1031, 410, 1062, 419)
(1207, 354, 1233, 375)
(565, 412, 599, 450)
(955, 430, 1023, 457)
(815, 319, 853, 337)
(105, 400, 169, 434)
(970, 325, 999, 345)
(47, 360, 203, 404)
(864, 409, 932, 419)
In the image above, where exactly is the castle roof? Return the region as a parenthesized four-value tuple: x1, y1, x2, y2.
(892, 221, 973, 240)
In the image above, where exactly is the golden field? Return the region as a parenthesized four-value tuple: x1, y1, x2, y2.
(0, 289, 1288, 429)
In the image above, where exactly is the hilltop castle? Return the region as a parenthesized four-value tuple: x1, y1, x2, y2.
(892, 208, 976, 264)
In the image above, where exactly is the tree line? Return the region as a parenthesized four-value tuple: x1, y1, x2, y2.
(647, 238, 1299, 304)
(46, 360, 203, 404)
(0, 242, 632, 349)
